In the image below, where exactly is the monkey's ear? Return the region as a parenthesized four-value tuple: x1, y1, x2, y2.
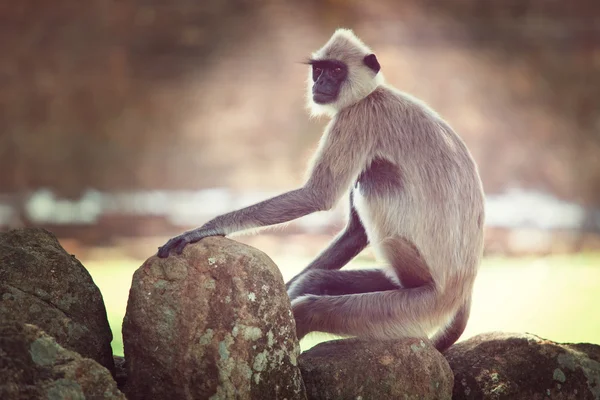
(363, 54, 380, 74)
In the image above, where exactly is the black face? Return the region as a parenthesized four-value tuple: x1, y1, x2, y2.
(309, 60, 348, 104)
(308, 54, 380, 105)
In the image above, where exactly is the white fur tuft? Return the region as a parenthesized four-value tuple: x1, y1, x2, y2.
(306, 29, 384, 117)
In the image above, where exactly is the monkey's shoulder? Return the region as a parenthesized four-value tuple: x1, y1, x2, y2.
(342, 86, 436, 124)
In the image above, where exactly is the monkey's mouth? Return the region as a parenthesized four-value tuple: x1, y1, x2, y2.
(313, 92, 336, 104)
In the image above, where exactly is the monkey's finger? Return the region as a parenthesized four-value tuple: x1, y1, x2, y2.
(157, 244, 171, 258)
(157, 237, 182, 258)
(174, 238, 192, 255)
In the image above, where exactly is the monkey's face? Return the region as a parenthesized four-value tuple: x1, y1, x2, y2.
(310, 60, 348, 104)
(307, 29, 384, 116)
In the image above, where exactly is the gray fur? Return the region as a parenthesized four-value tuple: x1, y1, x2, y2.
(157, 29, 485, 352)
(295, 29, 484, 348)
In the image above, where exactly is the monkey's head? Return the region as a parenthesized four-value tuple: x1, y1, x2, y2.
(307, 29, 384, 117)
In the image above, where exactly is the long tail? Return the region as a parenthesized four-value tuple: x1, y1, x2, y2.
(431, 297, 472, 352)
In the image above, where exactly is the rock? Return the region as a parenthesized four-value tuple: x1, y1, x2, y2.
(0, 228, 114, 373)
(445, 332, 600, 400)
(113, 355, 127, 390)
(299, 338, 453, 400)
(0, 322, 125, 399)
(123, 236, 306, 400)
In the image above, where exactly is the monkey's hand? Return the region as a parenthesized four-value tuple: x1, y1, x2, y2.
(157, 227, 224, 258)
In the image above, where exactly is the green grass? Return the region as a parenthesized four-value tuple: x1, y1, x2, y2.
(85, 258, 140, 356)
(86, 253, 600, 356)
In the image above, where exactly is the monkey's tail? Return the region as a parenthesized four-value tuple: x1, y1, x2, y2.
(431, 297, 472, 352)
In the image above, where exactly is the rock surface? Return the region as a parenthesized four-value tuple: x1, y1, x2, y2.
(123, 236, 306, 400)
(0, 322, 125, 399)
(446, 332, 600, 400)
(113, 355, 127, 390)
(0, 228, 114, 373)
(299, 337, 453, 400)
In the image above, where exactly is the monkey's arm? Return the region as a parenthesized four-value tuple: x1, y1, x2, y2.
(157, 121, 370, 258)
(157, 188, 324, 257)
(286, 191, 368, 292)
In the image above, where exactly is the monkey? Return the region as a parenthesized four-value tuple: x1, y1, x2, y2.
(158, 29, 485, 352)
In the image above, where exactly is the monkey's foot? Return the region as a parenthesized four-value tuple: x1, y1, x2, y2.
(291, 295, 320, 340)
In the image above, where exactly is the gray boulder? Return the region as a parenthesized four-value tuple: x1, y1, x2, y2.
(0, 228, 114, 373)
(0, 322, 125, 399)
(299, 337, 453, 400)
(123, 236, 306, 400)
(446, 332, 600, 399)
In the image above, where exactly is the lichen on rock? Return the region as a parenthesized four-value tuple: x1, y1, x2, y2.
(123, 236, 306, 400)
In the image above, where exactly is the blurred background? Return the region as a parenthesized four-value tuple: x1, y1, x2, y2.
(2, 0, 599, 354)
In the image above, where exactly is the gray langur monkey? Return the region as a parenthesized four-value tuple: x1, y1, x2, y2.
(158, 29, 485, 352)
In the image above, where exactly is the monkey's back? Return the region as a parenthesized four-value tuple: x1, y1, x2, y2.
(351, 85, 485, 289)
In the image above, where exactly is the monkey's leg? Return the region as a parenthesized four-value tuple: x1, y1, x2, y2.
(380, 237, 433, 289)
(431, 297, 472, 352)
(288, 269, 399, 300)
(292, 285, 437, 341)
(289, 237, 432, 300)
(383, 236, 471, 351)
(292, 237, 442, 341)
(286, 191, 367, 295)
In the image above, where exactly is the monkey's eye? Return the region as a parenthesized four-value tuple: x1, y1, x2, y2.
(312, 66, 323, 81)
(330, 67, 344, 78)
